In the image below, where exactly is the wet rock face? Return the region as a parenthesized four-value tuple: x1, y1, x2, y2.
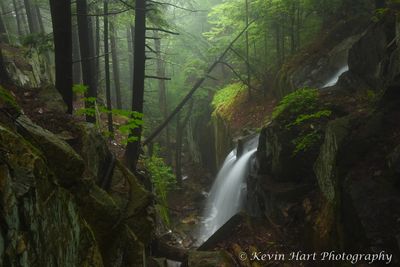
(314, 116, 351, 203)
(0, 125, 103, 267)
(1, 44, 52, 88)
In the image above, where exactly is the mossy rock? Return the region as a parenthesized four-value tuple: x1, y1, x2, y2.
(0, 124, 103, 267)
(16, 115, 85, 188)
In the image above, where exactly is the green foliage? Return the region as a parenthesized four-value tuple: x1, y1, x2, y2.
(292, 130, 322, 155)
(287, 110, 332, 128)
(144, 148, 176, 226)
(22, 33, 53, 54)
(74, 84, 143, 143)
(0, 86, 20, 111)
(72, 84, 88, 94)
(212, 82, 245, 118)
(372, 8, 390, 22)
(272, 88, 319, 119)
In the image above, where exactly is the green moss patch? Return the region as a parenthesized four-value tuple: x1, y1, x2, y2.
(0, 85, 20, 111)
(272, 88, 334, 156)
(212, 82, 245, 119)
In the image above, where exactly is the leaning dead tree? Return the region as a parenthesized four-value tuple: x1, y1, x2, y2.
(143, 22, 254, 146)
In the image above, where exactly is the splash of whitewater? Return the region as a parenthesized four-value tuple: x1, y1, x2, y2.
(322, 65, 349, 88)
(198, 137, 258, 244)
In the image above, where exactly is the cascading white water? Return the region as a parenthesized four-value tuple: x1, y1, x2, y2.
(322, 65, 349, 88)
(198, 137, 258, 243)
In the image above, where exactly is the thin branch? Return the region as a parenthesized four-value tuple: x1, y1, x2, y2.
(143, 21, 255, 146)
(218, 61, 260, 92)
(146, 27, 179, 35)
(145, 44, 158, 54)
(145, 75, 171, 81)
(73, 52, 110, 64)
(148, 0, 208, 13)
(145, 36, 161, 40)
(117, 0, 135, 10)
(73, 9, 131, 16)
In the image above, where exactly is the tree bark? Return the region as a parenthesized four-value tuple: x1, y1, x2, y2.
(72, 21, 82, 84)
(103, 0, 114, 135)
(127, 25, 134, 92)
(110, 21, 122, 109)
(125, 0, 146, 171)
(0, 11, 9, 43)
(245, 0, 251, 98)
(12, 0, 26, 37)
(76, 0, 97, 123)
(175, 100, 193, 186)
(34, 4, 45, 33)
(49, 0, 73, 114)
(23, 0, 40, 34)
(153, 30, 171, 162)
(95, 10, 101, 92)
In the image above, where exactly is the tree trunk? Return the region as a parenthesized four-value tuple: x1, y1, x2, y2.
(125, 0, 146, 171)
(76, 0, 97, 123)
(95, 10, 101, 92)
(0, 0, 13, 43)
(153, 30, 171, 162)
(23, 0, 40, 34)
(245, 0, 251, 98)
(175, 100, 193, 186)
(127, 25, 134, 92)
(12, 0, 25, 37)
(72, 22, 82, 84)
(110, 21, 122, 109)
(49, 0, 73, 114)
(34, 4, 45, 33)
(103, 0, 114, 135)
(0, 11, 9, 43)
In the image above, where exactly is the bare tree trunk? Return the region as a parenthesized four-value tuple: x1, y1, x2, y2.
(103, 0, 114, 135)
(34, 4, 45, 33)
(72, 22, 82, 84)
(125, 0, 146, 171)
(175, 100, 193, 186)
(49, 0, 73, 113)
(153, 30, 171, 162)
(110, 21, 122, 109)
(127, 25, 134, 92)
(76, 0, 97, 123)
(95, 10, 101, 92)
(0, 11, 9, 43)
(12, 0, 25, 37)
(0, 0, 12, 42)
(245, 0, 251, 98)
(23, 0, 40, 34)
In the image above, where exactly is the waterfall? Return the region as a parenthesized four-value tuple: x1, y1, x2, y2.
(322, 65, 349, 88)
(198, 136, 258, 244)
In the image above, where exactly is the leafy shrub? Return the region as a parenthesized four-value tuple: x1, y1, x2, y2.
(73, 84, 143, 143)
(144, 150, 176, 226)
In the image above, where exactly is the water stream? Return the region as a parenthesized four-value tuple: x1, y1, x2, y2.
(198, 136, 258, 244)
(322, 65, 349, 88)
